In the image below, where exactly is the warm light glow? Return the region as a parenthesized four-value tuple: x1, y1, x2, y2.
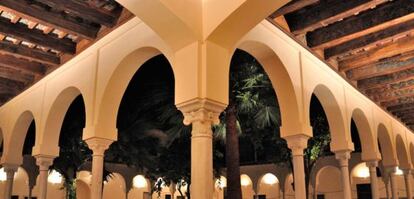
(133, 175, 147, 188)
(262, 173, 278, 185)
(353, 163, 370, 178)
(215, 176, 227, 188)
(396, 167, 403, 175)
(0, 168, 6, 181)
(48, 170, 63, 184)
(240, 174, 251, 186)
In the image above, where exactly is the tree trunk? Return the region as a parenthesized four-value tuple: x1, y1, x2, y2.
(225, 103, 242, 199)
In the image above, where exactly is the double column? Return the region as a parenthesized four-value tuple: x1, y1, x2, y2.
(335, 150, 352, 199)
(385, 166, 399, 199)
(285, 134, 310, 199)
(403, 169, 413, 199)
(178, 99, 225, 199)
(3, 164, 18, 199)
(366, 161, 380, 199)
(85, 137, 113, 199)
(34, 155, 55, 199)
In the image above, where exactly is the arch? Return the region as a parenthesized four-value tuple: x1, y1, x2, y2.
(34, 87, 83, 156)
(351, 108, 379, 161)
(351, 162, 370, 179)
(103, 173, 127, 199)
(93, 47, 174, 140)
(237, 40, 304, 136)
(2, 111, 35, 164)
(377, 123, 397, 167)
(315, 166, 342, 198)
(257, 173, 280, 199)
(410, 143, 414, 167)
(311, 84, 351, 151)
(76, 179, 91, 199)
(395, 134, 411, 169)
(240, 174, 254, 199)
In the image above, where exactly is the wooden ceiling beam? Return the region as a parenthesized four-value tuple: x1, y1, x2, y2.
(387, 102, 414, 112)
(0, 54, 46, 76)
(381, 95, 414, 107)
(325, 19, 414, 59)
(394, 108, 414, 117)
(0, 40, 60, 66)
(0, 17, 76, 54)
(270, 0, 319, 18)
(285, 0, 388, 35)
(36, 0, 121, 27)
(358, 68, 414, 90)
(368, 84, 414, 102)
(339, 36, 414, 71)
(0, 0, 100, 40)
(307, 0, 414, 49)
(345, 57, 414, 80)
(0, 65, 34, 83)
(363, 78, 414, 97)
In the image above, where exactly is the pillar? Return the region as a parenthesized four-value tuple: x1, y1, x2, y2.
(403, 169, 413, 199)
(3, 164, 18, 199)
(386, 167, 399, 199)
(35, 155, 55, 199)
(366, 161, 379, 199)
(178, 99, 225, 199)
(285, 134, 310, 199)
(85, 137, 113, 199)
(335, 150, 352, 199)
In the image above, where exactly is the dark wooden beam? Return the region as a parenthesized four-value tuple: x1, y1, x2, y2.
(358, 67, 414, 90)
(0, 40, 60, 66)
(270, 0, 319, 18)
(0, 65, 34, 83)
(325, 19, 414, 59)
(381, 95, 414, 107)
(339, 36, 414, 71)
(345, 57, 414, 80)
(0, 0, 100, 40)
(387, 102, 414, 112)
(0, 54, 46, 76)
(394, 108, 414, 117)
(0, 17, 76, 54)
(36, 0, 121, 27)
(0, 76, 26, 89)
(369, 84, 414, 102)
(285, 0, 388, 35)
(307, 0, 414, 48)
(364, 78, 414, 97)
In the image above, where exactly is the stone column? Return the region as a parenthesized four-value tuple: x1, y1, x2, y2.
(86, 137, 113, 199)
(35, 155, 55, 199)
(386, 167, 399, 199)
(178, 99, 224, 199)
(285, 134, 310, 199)
(403, 169, 413, 199)
(366, 161, 379, 199)
(3, 164, 18, 199)
(335, 150, 352, 199)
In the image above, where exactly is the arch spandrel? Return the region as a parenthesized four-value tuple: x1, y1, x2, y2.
(351, 108, 380, 161)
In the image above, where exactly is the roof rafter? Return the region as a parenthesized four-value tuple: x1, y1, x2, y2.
(0, 40, 60, 66)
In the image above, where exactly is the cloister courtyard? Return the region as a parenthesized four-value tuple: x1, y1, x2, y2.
(0, 0, 413, 199)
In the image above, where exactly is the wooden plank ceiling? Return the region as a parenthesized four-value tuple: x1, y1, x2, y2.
(0, 0, 132, 104)
(270, 0, 414, 130)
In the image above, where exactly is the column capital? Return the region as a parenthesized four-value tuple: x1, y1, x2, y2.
(335, 150, 351, 160)
(85, 137, 113, 156)
(34, 155, 55, 170)
(177, 98, 226, 125)
(366, 160, 379, 168)
(384, 166, 398, 174)
(2, 163, 19, 173)
(402, 169, 412, 175)
(285, 134, 310, 156)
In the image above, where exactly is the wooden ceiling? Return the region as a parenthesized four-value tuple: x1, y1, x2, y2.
(270, 0, 414, 130)
(0, 0, 132, 104)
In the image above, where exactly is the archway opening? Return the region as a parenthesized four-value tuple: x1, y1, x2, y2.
(315, 166, 342, 198)
(22, 121, 35, 156)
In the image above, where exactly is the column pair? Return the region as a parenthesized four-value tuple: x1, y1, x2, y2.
(384, 166, 399, 199)
(2, 163, 18, 199)
(34, 155, 55, 199)
(366, 161, 380, 199)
